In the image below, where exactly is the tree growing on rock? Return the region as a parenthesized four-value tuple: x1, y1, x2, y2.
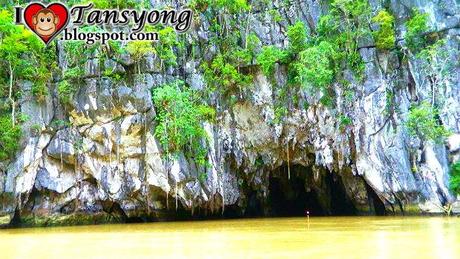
(0, 10, 41, 126)
(152, 80, 215, 209)
(372, 10, 396, 50)
(0, 10, 55, 162)
(406, 101, 451, 144)
(449, 161, 460, 195)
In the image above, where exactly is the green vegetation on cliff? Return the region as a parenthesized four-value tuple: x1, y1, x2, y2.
(372, 10, 396, 50)
(405, 9, 429, 53)
(406, 102, 450, 143)
(295, 41, 336, 93)
(152, 80, 215, 171)
(450, 161, 460, 195)
(286, 21, 308, 55)
(0, 0, 455, 189)
(0, 115, 22, 161)
(257, 46, 286, 77)
(0, 10, 57, 160)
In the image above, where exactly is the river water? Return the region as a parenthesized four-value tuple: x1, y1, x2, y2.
(0, 217, 459, 258)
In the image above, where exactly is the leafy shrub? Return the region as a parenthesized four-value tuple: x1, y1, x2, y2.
(152, 80, 215, 158)
(338, 114, 352, 131)
(154, 27, 183, 68)
(69, 0, 142, 9)
(268, 9, 283, 22)
(295, 41, 336, 91)
(0, 115, 22, 161)
(329, 0, 371, 76)
(449, 161, 460, 195)
(195, 0, 255, 102)
(405, 10, 429, 53)
(58, 67, 85, 105)
(245, 32, 260, 59)
(273, 106, 288, 124)
(331, 0, 371, 20)
(58, 81, 74, 105)
(372, 10, 396, 50)
(189, 0, 210, 12)
(415, 40, 456, 108)
(214, 0, 250, 13)
(202, 54, 252, 95)
(0, 10, 53, 123)
(256, 46, 286, 76)
(406, 102, 450, 143)
(127, 39, 155, 73)
(127, 41, 155, 62)
(316, 14, 340, 41)
(190, 0, 249, 13)
(231, 47, 252, 67)
(287, 21, 308, 55)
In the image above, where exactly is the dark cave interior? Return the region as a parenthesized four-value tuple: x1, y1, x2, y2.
(244, 164, 359, 217)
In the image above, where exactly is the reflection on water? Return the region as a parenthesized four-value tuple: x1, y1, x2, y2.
(0, 217, 459, 258)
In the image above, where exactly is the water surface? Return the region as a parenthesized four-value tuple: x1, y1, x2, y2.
(0, 217, 459, 258)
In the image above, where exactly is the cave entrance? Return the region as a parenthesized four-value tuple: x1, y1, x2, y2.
(267, 164, 356, 216)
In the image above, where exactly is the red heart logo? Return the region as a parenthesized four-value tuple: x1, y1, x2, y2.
(23, 3, 69, 44)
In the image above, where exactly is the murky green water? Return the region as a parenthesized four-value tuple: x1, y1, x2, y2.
(0, 217, 459, 258)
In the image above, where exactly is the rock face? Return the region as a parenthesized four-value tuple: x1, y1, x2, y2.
(1, 0, 459, 225)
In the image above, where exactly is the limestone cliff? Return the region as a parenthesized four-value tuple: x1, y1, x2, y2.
(1, 0, 459, 226)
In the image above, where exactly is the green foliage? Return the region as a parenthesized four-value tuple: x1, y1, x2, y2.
(126, 41, 155, 62)
(214, 0, 250, 13)
(198, 172, 208, 183)
(372, 10, 396, 50)
(245, 33, 260, 58)
(73, 138, 84, 153)
(338, 114, 352, 131)
(58, 67, 85, 105)
(323, 0, 371, 76)
(202, 54, 252, 96)
(59, 26, 120, 104)
(273, 106, 287, 124)
(126, 38, 155, 74)
(0, 8, 57, 151)
(405, 10, 429, 53)
(254, 156, 264, 168)
(69, 0, 144, 9)
(63, 67, 85, 81)
(190, 0, 249, 14)
(232, 48, 252, 67)
(152, 80, 215, 158)
(268, 9, 283, 22)
(331, 0, 371, 19)
(287, 21, 308, 55)
(316, 15, 340, 41)
(196, 0, 255, 101)
(416, 40, 456, 107)
(154, 27, 182, 68)
(30, 123, 42, 135)
(63, 41, 86, 67)
(0, 10, 53, 102)
(0, 115, 22, 161)
(406, 102, 451, 143)
(256, 46, 286, 76)
(58, 81, 74, 105)
(384, 89, 394, 115)
(295, 41, 336, 92)
(189, 0, 210, 12)
(449, 161, 460, 195)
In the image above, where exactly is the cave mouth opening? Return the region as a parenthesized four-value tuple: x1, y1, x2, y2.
(265, 164, 357, 217)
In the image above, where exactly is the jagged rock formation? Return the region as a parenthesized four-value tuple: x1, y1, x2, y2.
(1, 0, 459, 226)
